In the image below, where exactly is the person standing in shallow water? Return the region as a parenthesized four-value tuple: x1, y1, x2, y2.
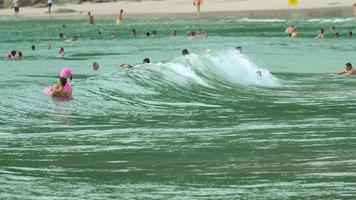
(116, 9, 124, 25)
(88, 12, 94, 25)
(13, 0, 20, 18)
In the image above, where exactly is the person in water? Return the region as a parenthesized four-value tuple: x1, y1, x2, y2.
(120, 58, 150, 68)
(58, 47, 65, 57)
(131, 29, 137, 38)
(236, 46, 242, 53)
(92, 62, 99, 71)
(88, 12, 94, 25)
(116, 9, 124, 25)
(172, 30, 177, 37)
(285, 25, 298, 37)
(182, 49, 189, 55)
(337, 63, 356, 76)
(31, 44, 36, 51)
(317, 29, 325, 39)
(50, 68, 73, 100)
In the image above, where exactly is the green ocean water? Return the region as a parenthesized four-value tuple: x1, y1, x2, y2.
(1, 17, 356, 199)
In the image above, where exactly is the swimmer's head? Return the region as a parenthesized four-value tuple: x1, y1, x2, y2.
(236, 46, 242, 52)
(346, 63, 352, 71)
(92, 62, 99, 71)
(182, 49, 189, 55)
(143, 58, 150, 64)
(60, 67, 72, 80)
(11, 50, 17, 57)
(257, 71, 262, 77)
(59, 77, 67, 87)
(320, 29, 324, 33)
(31, 45, 35, 51)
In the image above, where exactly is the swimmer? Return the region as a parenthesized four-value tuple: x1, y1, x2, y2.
(31, 45, 35, 51)
(146, 32, 150, 37)
(50, 68, 73, 100)
(335, 32, 340, 39)
(172, 30, 177, 37)
(182, 49, 189, 55)
(256, 71, 262, 77)
(4, 54, 12, 60)
(59, 32, 65, 39)
(65, 36, 78, 42)
(58, 47, 65, 57)
(116, 9, 124, 25)
(317, 29, 325, 39)
(10, 50, 17, 58)
(48, 44, 52, 50)
(152, 30, 157, 37)
(236, 46, 242, 53)
(131, 29, 137, 38)
(16, 51, 23, 60)
(88, 12, 94, 25)
(111, 32, 117, 37)
(285, 25, 298, 37)
(92, 62, 99, 71)
(336, 63, 356, 76)
(119, 58, 150, 68)
(349, 31, 353, 38)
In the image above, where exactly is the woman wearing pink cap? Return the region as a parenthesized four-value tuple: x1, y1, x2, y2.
(49, 68, 73, 100)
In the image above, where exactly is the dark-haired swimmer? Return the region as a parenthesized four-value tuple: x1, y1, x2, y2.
(336, 63, 356, 76)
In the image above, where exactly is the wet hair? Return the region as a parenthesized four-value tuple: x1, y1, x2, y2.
(62, 24, 66, 28)
(11, 50, 17, 57)
(346, 63, 352, 68)
(182, 49, 189, 55)
(236, 46, 242, 51)
(143, 58, 150, 63)
(335, 32, 340, 38)
(349, 31, 353, 37)
(59, 77, 67, 87)
(59, 32, 64, 38)
(31, 45, 35, 51)
(18, 51, 22, 57)
(132, 29, 136, 34)
(320, 29, 324, 33)
(146, 32, 150, 37)
(92, 62, 99, 71)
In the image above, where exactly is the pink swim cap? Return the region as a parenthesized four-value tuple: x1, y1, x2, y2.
(60, 67, 72, 78)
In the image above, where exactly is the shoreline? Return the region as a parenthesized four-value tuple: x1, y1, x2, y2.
(0, 0, 355, 20)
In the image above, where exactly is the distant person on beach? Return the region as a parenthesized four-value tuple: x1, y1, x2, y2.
(336, 63, 356, 76)
(131, 29, 137, 38)
(116, 9, 124, 25)
(317, 29, 325, 39)
(58, 47, 64, 57)
(13, 0, 20, 18)
(92, 62, 99, 71)
(194, 0, 203, 16)
(88, 12, 95, 25)
(48, 0, 53, 14)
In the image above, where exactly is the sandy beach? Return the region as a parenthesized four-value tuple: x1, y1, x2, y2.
(0, 0, 355, 19)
